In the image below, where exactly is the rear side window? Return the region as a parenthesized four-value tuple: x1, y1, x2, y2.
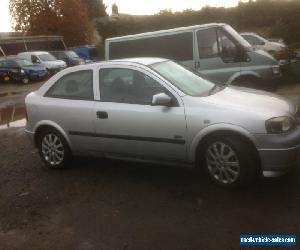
(46, 70, 93, 100)
(109, 32, 193, 61)
(197, 28, 219, 59)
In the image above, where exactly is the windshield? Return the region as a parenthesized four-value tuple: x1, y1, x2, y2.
(150, 60, 216, 96)
(66, 51, 79, 58)
(16, 59, 33, 67)
(39, 53, 57, 61)
(224, 25, 251, 48)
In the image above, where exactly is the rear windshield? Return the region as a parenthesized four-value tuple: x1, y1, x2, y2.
(66, 51, 79, 58)
(39, 53, 57, 61)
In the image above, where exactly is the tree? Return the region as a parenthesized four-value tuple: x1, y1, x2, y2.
(10, 0, 92, 46)
(84, 0, 107, 20)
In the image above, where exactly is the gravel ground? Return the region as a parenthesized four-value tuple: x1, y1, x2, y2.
(0, 81, 300, 250)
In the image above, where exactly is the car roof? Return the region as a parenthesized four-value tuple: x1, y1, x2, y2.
(111, 57, 168, 66)
(18, 51, 50, 55)
(50, 50, 70, 53)
(240, 32, 257, 36)
(0, 56, 21, 61)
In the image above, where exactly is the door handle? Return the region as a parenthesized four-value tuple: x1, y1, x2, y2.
(96, 111, 108, 119)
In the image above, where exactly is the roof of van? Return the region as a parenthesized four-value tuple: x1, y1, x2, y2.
(106, 23, 226, 42)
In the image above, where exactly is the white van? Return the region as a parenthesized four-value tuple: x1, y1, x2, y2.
(18, 51, 67, 75)
(105, 23, 281, 87)
(240, 32, 289, 65)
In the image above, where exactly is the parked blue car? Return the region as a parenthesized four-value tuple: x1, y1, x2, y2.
(50, 50, 85, 67)
(0, 57, 48, 84)
(70, 46, 100, 62)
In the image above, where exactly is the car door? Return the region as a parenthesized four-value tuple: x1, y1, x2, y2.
(43, 69, 96, 153)
(195, 27, 241, 84)
(93, 65, 187, 161)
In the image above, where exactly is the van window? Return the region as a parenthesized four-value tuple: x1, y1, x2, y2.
(109, 32, 193, 61)
(217, 29, 238, 61)
(197, 27, 239, 62)
(197, 28, 219, 59)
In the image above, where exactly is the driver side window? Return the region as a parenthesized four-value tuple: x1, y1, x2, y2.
(99, 68, 167, 105)
(217, 29, 238, 61)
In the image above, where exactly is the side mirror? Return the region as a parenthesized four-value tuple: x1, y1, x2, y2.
(235, 45, 249, 62)
(152, 93, 172, 106)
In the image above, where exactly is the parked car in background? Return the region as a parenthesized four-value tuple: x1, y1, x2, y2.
(106, 23, 281, 88)
(50, 50, 85, 67)
(25, 58, 300, 188)
(0, 57, 47, 84)
(18, 51, 67, 75)
(71, 46, 100, 62)
(240, 32, 290, 65)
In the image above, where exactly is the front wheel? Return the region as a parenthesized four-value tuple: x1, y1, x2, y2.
(22, 77, 29, 84)
(37, 129, 71, 169)
(200, 135, 259, 187)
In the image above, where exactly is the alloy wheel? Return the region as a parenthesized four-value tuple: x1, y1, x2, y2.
(206, 141, 240, 184)
(41, 133, 65, 167)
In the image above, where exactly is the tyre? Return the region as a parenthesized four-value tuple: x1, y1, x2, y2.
(22, 77, 29, 84)
(200, 134, 259, 187)
(37, 128, 71, 169)
(232, 76, 277, 92)
(232, 76, 261, 89)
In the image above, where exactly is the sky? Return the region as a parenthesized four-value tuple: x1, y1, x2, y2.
(0, 0, 239, 32)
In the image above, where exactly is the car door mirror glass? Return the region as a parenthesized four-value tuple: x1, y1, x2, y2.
(152, 93, 172, 106)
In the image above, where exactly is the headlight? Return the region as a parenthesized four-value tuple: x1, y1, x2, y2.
(271, 65, 280, 75)
(265, 116, 296, 133)
(20, 69, 25, 74)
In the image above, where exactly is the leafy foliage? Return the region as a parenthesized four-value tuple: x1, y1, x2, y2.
(85, 0, 107, 20)
(97, 0, 300, 45)
(9, 0, 97, 46)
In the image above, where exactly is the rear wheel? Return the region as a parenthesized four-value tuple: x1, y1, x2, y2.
(232, 76, 277, 92)
(199, 134, 259, 187)
(37, 128, 71, 169)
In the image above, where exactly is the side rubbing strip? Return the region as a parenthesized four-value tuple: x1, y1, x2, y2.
(69, 131, 185, 145)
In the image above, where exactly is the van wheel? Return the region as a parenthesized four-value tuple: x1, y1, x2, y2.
(199, 135, 258, 187)
(37, 128, 71, 169)
(232, 76, 261, 89)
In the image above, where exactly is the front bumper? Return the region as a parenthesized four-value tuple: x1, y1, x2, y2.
(255, 127, 300, 171)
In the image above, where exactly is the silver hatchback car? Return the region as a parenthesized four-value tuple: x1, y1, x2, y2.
(25, 58, 300, 187)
